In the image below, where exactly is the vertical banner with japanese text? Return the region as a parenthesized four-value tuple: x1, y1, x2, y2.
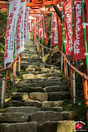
(57, 16, 62, 51)
(52, 13, 59, 46)
(4, 0, 21, 67)
(73, 0, 85, 62)
(63, 1, 73, 55)
(15, 1, 26, 56)
(29, 19, 32, 33)
(24, 7, 29, 41)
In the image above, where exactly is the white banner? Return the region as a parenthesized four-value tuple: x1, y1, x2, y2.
(24, 7, 29, 41)
(15, 2, 26, 56)
(4, 0, 21, 67)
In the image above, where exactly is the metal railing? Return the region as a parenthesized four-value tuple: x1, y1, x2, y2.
(0, 53, 21, 106)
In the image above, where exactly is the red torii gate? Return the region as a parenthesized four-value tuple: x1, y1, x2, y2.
(0, 0, 65, 8)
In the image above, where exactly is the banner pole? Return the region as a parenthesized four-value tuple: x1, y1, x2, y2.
(71, 0, 76, 105)
(1, 71, 5, 107)
(1, 2, 9, 106)
(81, 0, 88, 75)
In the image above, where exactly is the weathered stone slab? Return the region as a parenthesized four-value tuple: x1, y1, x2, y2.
(44, 85, 67, 92)
(39, 121, 76, 132)
(0, 121, 38, 132)
(11, 92, 29, 101)
(41, 107, 63, 112)
(29, 111, 62, 123)
(42, 101, 64, 107)
(22, 74, 36, 79)
(29, 92, 48, 102)
(48, 92, 71, 101)
(0, 113, 28, 123)
(4, 106, 40, 115)
(24, 101, 42, 108)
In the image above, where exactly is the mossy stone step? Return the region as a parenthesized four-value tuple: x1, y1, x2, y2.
(0, 121, 38, 132)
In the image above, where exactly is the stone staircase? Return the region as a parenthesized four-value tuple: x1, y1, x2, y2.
(0, 40, 76, 132)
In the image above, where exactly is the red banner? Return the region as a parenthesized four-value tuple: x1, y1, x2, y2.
(63, 1, 73, 55)
(73, 0, 85, 62)
(29, 19, 32, 33)
(57, 16, 62, 51)
(52, 13, 59, 46)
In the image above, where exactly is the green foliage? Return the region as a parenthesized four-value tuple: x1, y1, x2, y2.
(45, 13, 52, 46)
(0, 10, 7, 44)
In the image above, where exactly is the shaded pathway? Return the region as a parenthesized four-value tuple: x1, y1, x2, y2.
(0, 40, 76, 132)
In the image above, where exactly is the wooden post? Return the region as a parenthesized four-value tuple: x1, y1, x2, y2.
(82, 78, 88, 105)
(49, 49, 51, 64)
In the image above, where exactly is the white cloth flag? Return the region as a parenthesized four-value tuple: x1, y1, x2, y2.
(24, 7, 29, 41)
(15, 1, 26, 56)
(4, 0, 21, 67)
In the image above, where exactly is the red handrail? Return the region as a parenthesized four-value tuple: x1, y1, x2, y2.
(35, 38, 88, 125)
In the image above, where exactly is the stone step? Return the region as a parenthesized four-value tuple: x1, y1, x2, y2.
(28, 111, 76, 124)
(4, 106, 40, 115)
(0, 112, 28, 123)
(0, 121, 38, 132)
(11, 92, 30, 101)
(42, 101, 64, 107)
(44, 85, 67, 92)
(18, 87, 44, 93)
(41, 107, 63, 112)
(5, 100, 42, 108)
(17, 82, 39, 88)
(48, 92, 71, 101)
(29, 92, 48, 102)
(39, 121, 76, 132)
(22, 73, 50, 79)
(11, 92, 48, 102)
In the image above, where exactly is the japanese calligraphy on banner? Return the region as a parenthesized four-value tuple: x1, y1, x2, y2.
(57, 16, 62, 51)
(4, 0, 21, 67)
(52, 13, 59, 46)
(29, 19, 32, 33)
(15, 1, 26, 56)
(24, 7, 29, 41)
(63, 1, 73, 55)
(73, 0, 85, 62)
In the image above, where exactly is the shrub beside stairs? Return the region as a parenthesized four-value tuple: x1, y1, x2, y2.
(0, 40, 76, 132)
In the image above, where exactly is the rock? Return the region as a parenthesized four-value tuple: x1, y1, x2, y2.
(44, 85, 67, 92)
(4, 106, 40, 115)
(48, 92, 71, 101)
(29, 111, 62, 123)
(18, 87, 44, 93)
(61, 111, 77, 120)
(24, 101, 42, 108)
(36, 73, 49, 79)
(41, 80, 61, 87)
(39, 121, 76, 132)
(11, 92, 29, 101)
(42, 101, 64, 107)
(41, 107, 63, 112)
(29, 92, 48, 102)
(0, 121, 38, 132)
(22, 74, 36, 79)
(0, 113, 28, 123)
